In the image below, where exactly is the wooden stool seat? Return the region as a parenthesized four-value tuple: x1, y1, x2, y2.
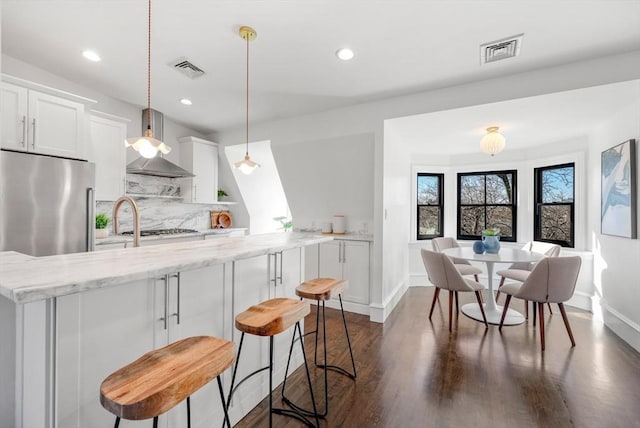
(296, 278, 348, 301)
(100, 336, 234, 421)
(235, 298, 310, 336)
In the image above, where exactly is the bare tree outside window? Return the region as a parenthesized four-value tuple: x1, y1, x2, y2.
(535, 164, 574, 247)
(417, 173, 443, 239)
(458, 170, 517, 241)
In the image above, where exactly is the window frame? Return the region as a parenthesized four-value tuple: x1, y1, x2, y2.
(534, 162, 575, 248)
(456, 169, 518, 242)
(416, 173, 444, 240)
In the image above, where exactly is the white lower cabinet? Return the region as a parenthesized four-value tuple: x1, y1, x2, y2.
(306, 239, 371, 311)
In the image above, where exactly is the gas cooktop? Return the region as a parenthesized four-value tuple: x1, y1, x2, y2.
(120, 228, 199, 237)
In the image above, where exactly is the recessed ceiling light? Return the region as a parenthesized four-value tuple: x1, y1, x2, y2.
(336, 48, 354, 61)
(180, 98, 193, 106)
(82, 50, 101, 62)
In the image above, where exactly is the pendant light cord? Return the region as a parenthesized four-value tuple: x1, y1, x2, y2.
(245, 34, 249, 157)
(147, 0, 152, 129)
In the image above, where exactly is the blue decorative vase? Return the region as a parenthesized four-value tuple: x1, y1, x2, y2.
(472, 240, 485, 254)
(482, 234, 500, 254)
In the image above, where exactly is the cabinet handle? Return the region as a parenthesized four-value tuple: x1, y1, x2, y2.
(193, 184, 197, 202)
(21, 116, 26, 146)
(171, 273, 181, 325)
(159, 275, 169, 330)
(31, 118, 36, 149)
(270, 253, 277, 285)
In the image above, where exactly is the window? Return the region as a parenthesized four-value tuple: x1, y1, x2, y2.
(417, 173, 444, 239)
(457, 170, 517, 241)
(534, 163, 574, 247)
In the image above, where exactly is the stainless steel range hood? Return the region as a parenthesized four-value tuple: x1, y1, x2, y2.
(126, 109, 195, 178)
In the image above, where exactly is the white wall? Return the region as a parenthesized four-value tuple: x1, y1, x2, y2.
(588, 87, 640, 352)
(271, 133, 374, 233)
(215, 50, 640, 322)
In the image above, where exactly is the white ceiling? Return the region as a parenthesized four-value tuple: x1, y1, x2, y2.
(3, 1, 640, 134)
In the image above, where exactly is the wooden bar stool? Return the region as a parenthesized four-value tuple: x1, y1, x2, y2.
(227, 298, 319, 428)
(284, 277, 356, 418)
(100, 336, 234, 428)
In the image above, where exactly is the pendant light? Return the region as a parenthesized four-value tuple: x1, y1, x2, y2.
(480, 126, 506, 156)
(233, 26, 260, 175)
(125, 0, 171, 159)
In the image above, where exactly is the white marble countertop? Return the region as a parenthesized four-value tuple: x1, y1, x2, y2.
(0, 232, 332, 304)
(96, 228, 248, 245)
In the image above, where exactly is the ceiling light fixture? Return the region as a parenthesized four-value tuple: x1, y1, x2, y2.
(233, 26, 260, 175)
(180, 98, 193, 105)
(336, 48, 354, 61)
(125, 0, 171, 159)
(82, 50, 101, 62)
(480, 126, 506, 156)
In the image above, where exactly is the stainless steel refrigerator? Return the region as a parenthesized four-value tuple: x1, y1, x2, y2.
(0, 149, 95, 256)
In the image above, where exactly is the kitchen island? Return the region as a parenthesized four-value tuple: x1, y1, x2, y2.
(0, 232, 332, 428)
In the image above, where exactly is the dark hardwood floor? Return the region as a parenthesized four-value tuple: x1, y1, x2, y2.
(235, 287, 640, 427)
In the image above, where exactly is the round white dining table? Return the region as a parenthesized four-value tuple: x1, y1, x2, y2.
(442, 247, 545, 325)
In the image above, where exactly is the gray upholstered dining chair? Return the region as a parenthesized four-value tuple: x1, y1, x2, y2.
(421, 249, 488, 331)
(496, 241, 561, 320)
(432, 237, 482, 281)
(498, 256, 582, 351)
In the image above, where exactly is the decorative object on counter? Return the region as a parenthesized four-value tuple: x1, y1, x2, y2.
(481, 228, 500, 254)
(273, 216, 293, 231)
(333, 215, 346, 234)
(95, 213, 110, 239)
(322, 222, 333, 234)
(217, 189, 228, 200)
(211, 210, 232, 228)
(472, 240, 485, 254)
(233, 26, 260, 175)
(480, 126, 505, 156)
(124, 0, 171, 159)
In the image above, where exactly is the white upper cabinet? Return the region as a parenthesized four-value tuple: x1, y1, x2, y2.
(179, 136, 219, 204)
(1, 77, 96, 159)
(88, 112, 128, 201)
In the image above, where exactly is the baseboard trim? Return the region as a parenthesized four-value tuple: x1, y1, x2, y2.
(314, 299, 370, 317)
(566, 290, 592, 312)
(602, 303, 640, 354)
(369, 280, 409, 324)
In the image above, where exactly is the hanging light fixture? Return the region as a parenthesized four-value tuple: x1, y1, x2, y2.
(233, 26, 260, 175)
(125, 0, 171, 159)
(480, 126, 506, 156)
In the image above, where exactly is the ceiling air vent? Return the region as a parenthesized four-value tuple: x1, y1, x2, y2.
(480, 34, 524, 65)
(170, 57, 205, 79)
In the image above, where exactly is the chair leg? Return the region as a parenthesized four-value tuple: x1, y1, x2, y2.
(455, 291, 459, 314)
(217, 376, 232, 428)
(548, 303, 553, 314)
(495, 277, 506, 302)
(448, 290, 454, 332)
(153, 416, 158, 428)
(114, 417, 120, 428)
(539, 303, 545, 351)
(525, 300, 529, 319)
(499, 295, 512, 331)
(187, 396, 191, 428)
(429, 288, 440, 319)
(474, 274, 479, 282)
(532, 302, 537, 327)
(558, 303, 576, 347)
(338, 295, 357, 379)
(474, 291, 488, 328)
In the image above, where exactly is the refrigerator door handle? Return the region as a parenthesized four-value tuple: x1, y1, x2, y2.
(87, 188, 95, 252)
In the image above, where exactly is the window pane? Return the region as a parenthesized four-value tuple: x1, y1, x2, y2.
(486, 173, 512, 204)
(418, 207, 441, 236)
(487, 206, 513, 238)
(417, 175, 439, 205)
(460, 206, 484, 235)
(542, 167, 574, 203)
(540, 205, 571, 243)
(460, 175, 485, 204)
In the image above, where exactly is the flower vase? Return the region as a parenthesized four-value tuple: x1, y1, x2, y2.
(482, 234, 500, 253)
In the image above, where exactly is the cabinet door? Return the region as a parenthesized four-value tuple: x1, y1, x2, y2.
(56, 279, 159, 428)
(342, 241, 371, 304)
(1, 82, 28, 151)
(29, 90, 84, 158)
(89, 114, 127, 201)
(304, 244, 320, 281)
(318, 241, 342, 280)
(180, 137, 218, 204)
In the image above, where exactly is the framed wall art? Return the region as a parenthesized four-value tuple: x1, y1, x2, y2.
(601, 139, 637, 238)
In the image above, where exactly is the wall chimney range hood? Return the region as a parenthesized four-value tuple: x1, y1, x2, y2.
(126, 109, 195, 178)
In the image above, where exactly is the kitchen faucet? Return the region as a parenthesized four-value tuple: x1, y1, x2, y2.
(112, 195, 141, 247)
